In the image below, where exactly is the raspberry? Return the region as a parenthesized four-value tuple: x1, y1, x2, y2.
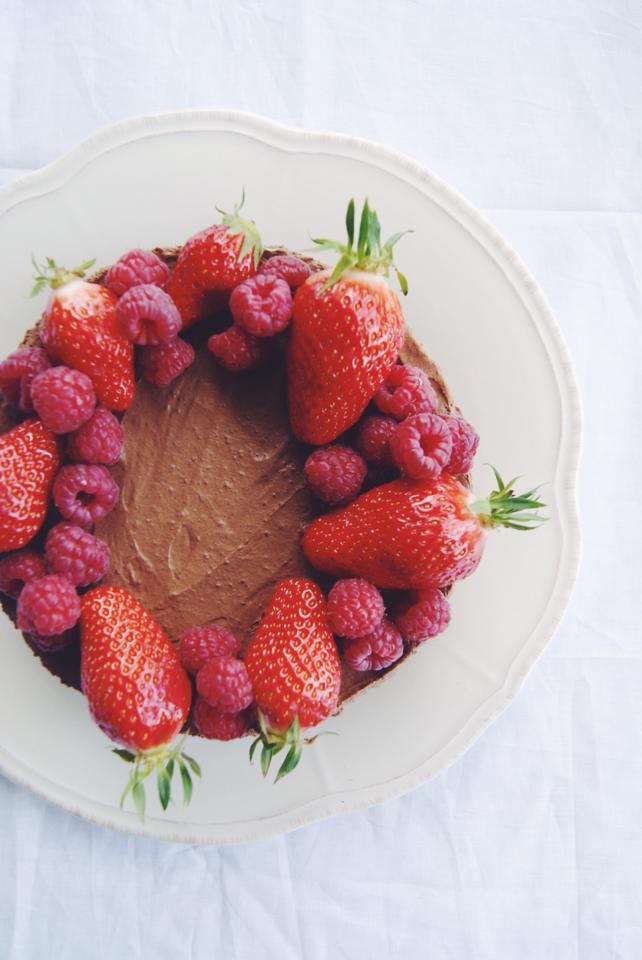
(356, 415, 397, 465)
(230, 273, 293, 338)
(394, 588, 451, 643)
(66, 407, 124, 465)
(390, 413, 452, 480)
(196, 656, 253, 714)
(343, 619, 404, 672)
(327, 578, 385, 639)
(28, 629, 76, 653)
(177, 624, 241, 675)
(45, 522, 110, 587)
(115, 284, 181, 346)
(441, 414, 480, 474)
(53, 464, 119, 527)
(258, 254, 311, 288)
(17, 574, 80, 636)
(0, 550, 47, 598)
(31, 366, 96, 434)
(374, 365, 437, 420)
(0, 347, 51, 412)
(192, 699, 250, 740)
(208, 325, 267, 372)
(141, 337, 195, 388)
(105, 249, 170, 297)
(304, 445, 367, 505)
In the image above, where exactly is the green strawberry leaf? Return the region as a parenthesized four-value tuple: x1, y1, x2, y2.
(113, 748, 136, 763)
(322, 252, 357, 291)
(177, 757, 193, 806)
(345, 198, 355, 249)
(249, 737, 261, 764)
(287, 714, 301, 745)
(260, 744, 274, 779)
(157, 769, 171, 811)
(395, 268, 409, 296)
(367, 208, 381, 256)
(357, 199, 371, 259)
(184, 755, 202, 778)
(310, 237, 345, 253)
(275, 743, 302, 782)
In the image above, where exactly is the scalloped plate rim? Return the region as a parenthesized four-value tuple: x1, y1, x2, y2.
(0, 110, 581, 844)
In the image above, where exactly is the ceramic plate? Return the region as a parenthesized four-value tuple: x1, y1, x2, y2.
(0, 111, 580, 843)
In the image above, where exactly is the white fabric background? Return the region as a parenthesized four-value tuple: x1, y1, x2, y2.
(1, 1, 641, 957)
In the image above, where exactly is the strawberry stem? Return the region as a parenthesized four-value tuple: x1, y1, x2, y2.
(115, 734, 201, 821)
(469, 466, 547, 530)
(215, 190, 263, 270)
(31, 255, 96, 296)
(311, 198, 411, 294)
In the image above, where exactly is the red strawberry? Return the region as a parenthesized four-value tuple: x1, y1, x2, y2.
(303, 469, 545, 590)
(0, 418, 60, 551)
(245, 578, 341, 780)
(287, 199, 407, 445)
(166, 195, 262, 326)
(80, 586, 198, 818)
(33, 258, 135, 410)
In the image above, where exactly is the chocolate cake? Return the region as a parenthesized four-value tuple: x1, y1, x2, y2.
(0, 246, 459, 709)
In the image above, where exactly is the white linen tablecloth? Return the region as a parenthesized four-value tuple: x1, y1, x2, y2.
(1, 1, 641, 957)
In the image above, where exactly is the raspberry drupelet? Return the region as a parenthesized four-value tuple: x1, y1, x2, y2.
(177, 624, 241, 675)
(196, 656, 254, 714)
(356, 414, 397, 465)
(31, 366, 96, 435)
(441, 414, 479, 475)
(192, 699, 251, 740)
(45, 522, 110, 587)
(66, 407, 124, 465)
(390, 412, 453, 480)
(17, 575, 80, 636)
(53, 464, 119, 527)
(374, 364, 437, 420)
(394, 587, 451, 643)
(304, 445, 367, 506)
(343, 619, 404, 672)
(258, 254, 311, 288)
(208, 325, 267, 372)
(327, 578, 385, 639)
(104, 248, 170, 297)
(0, 550, 48, 598)
(230, 273, 293, 337)
(115, 284, 182, 346)
(141, 337, 195, 388)
(0, 347, 51, 412)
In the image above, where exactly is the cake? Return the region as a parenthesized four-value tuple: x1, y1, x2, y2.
(0, 198, 544, 813)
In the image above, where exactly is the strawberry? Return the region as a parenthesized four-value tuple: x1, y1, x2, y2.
(0, 418, 60, 551)
(80, 585, 198, 819)
(165, 194, 262, 326)
(245, 578, 341, 780)
(287, 199, 408, 445)
(303, 469, 545, 590)
(33, 258, 135, 410)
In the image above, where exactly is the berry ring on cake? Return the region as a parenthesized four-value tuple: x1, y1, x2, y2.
(0, 197, 544, 817)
